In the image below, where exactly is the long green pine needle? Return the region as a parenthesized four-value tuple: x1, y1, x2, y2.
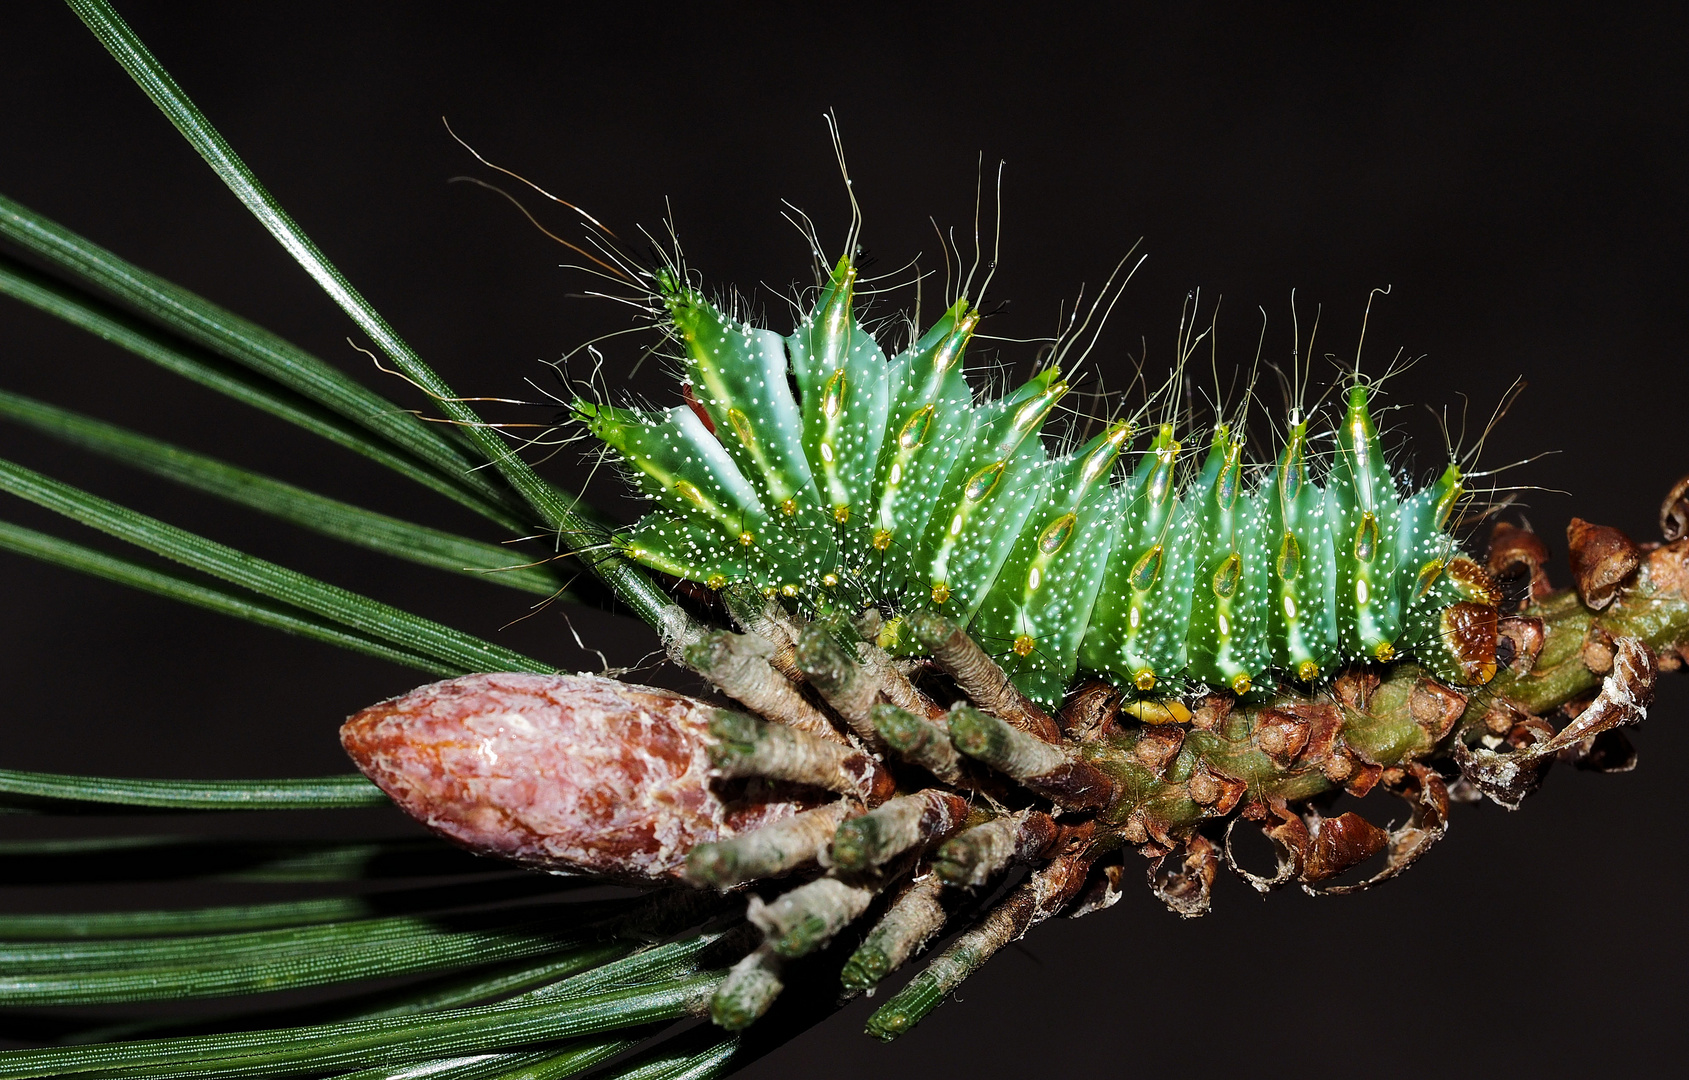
(0, 835, 505, 884)
(0, 251, 522, 532)
(0, 933, 623, 1007)
(0, 194, 524, 523)
(0, 877, 569, 939)
(332, 1039, 642, 1080)
(0, 907, 606, 974)
(0, 518, 462, 675)
(0, 454, 551, 674)
(0, 387, 571, 597)
(0, 971, 721, 1078)
(64, 0, 691, 638)
(0, 768, 385, 812)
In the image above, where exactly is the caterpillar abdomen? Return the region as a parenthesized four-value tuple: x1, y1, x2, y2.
(584, 255, 1501, 705)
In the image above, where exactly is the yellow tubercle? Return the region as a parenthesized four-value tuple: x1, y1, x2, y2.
(1123, 698, 1191, 725)
(1012, 635, 1035, 657)
(876, 615, 904, 652)
(931, 582, 951, 604)
(1133, 669, 1157, 692)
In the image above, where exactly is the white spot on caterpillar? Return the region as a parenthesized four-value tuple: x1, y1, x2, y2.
(1356, 578, 1370, 605)
(820, 442, 834, 463)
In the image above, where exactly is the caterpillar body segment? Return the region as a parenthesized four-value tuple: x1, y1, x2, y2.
(1391, 463, 1501, 685)
(663, 278, 815, 511)
(1329, 383, 1403, 661)
(869, 301, 979, 592)
(786, 258, 855, 404)
(1185, 428, 1272, 695)
(583, 254, 1502, 707)
(1077, 425, 1197, 693)
(659, 275, 834, 596)
(1392, 462, 1462, 614)
(581, 401, 778, 585)
(910, 368, 1066, 623)
(974, 421, 1131, 707)
(1401, 553, 1502, 685)
(1263, 417, 1340, 682)
(791, 259, 891, 543)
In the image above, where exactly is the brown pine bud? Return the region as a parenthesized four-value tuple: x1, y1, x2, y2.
(341, 672, 820, 884)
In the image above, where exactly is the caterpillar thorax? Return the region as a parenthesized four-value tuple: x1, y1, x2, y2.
(579, 256, 1501, 707)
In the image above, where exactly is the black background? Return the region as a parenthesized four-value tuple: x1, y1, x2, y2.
(2, 3, 1686, 1076)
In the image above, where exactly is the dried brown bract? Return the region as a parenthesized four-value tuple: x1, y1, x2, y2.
(1490, 520, 1555, 603)
(1661, 473, 1689, 542)
(1568, 517, 1642, 610)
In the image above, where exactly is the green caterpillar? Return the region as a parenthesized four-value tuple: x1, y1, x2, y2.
(578, 253, 1502, 708)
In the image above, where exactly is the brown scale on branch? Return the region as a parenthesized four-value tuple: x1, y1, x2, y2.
(932, 808, 1062, 888)
(685, 629, 847, 745)
(343, 477, 1689, 1043)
